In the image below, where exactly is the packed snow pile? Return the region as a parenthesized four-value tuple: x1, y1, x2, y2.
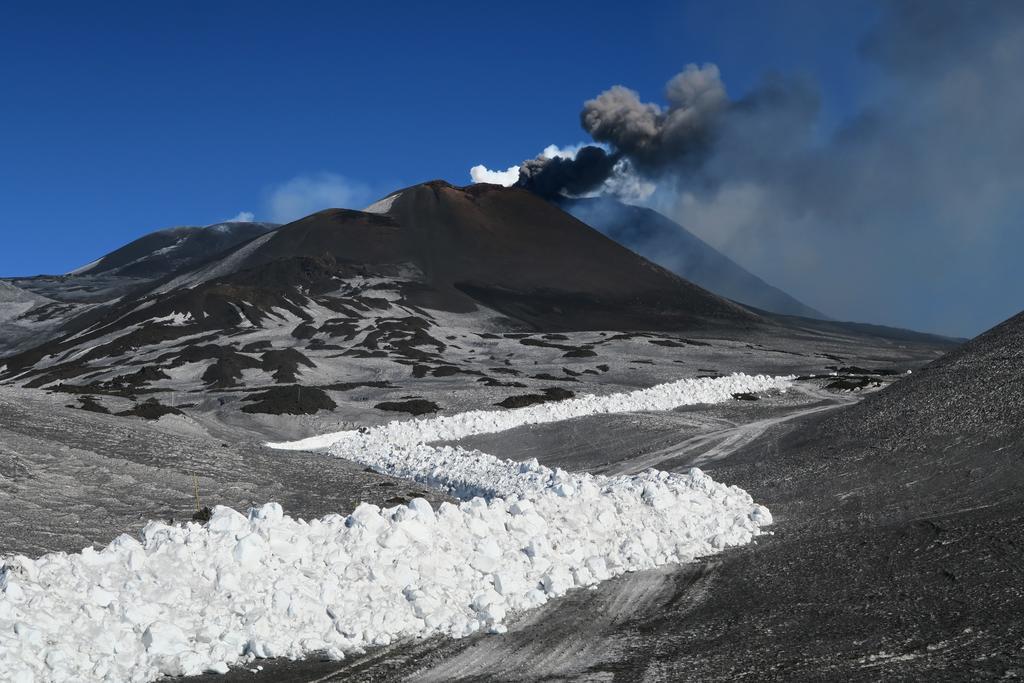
(0, 374, 789, 681)
(270, 372, 792, 452)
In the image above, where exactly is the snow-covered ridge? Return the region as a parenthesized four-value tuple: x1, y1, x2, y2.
(0, 374, 790, 680)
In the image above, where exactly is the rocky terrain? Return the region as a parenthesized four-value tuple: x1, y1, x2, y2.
(175, 312, 1024, 683)
(1, 181, 991, 681)
(0, 182, 950, 439)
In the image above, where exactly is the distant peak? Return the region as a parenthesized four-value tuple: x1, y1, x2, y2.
(421, 179, 456, 189)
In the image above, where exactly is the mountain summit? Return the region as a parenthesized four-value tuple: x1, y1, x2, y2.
(358, 181, 758, 330)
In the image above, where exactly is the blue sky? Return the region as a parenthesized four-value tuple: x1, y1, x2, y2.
(0, 1, 872, 274)
(2, 1, 1020, 338)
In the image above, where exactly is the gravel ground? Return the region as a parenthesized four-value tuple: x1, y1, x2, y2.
(2, 327, 994, 681)
(206, 403, 1024, 682)
(180, 316, 1024, 681)
(0, 388, 450, 557)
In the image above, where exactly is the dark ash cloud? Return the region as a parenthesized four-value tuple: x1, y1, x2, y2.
(512, 62, 818, 199)
(581, 64, 727, 173)
(515, 146, 620, 199)
(510, 64, 731, 198)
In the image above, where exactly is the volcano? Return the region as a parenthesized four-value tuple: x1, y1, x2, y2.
(0, 180, 950, 420)
(157, 181, 760, 330)
(362, 181, 759, 329)
(0, 182, 972, 683)
(559, 196, 825, 319)
(0, 181, 760, 399)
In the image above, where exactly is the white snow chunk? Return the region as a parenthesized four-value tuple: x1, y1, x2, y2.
(143, 622, 189, 656)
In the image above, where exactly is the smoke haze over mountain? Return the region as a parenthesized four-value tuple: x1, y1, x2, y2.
(473, 0, 1024, 337)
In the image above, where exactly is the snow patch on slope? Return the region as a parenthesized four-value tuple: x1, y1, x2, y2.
(150, 312, 194, 326)
(65, 257, 104, 276)
(363, 192, 401, 215)
(0, 374, 788, 680)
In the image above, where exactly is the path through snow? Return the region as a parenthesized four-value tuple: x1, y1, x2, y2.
(0, 373, 790, 681)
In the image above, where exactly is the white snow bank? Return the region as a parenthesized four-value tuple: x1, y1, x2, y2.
(269, 372, 792, 451)
(0, 374, 789, 681)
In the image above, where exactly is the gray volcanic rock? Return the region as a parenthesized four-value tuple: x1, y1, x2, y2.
(825, 309, 1024, 453)
(0, 221, 279, 353)
(559, 196, 825, 319)
(651, 308, 1024, 680)
(67, 221, 278, 279)
(0, 281, 86, 356)
(220, 311, 1018, 682)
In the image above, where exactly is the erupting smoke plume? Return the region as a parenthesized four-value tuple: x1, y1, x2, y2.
(581, 63, 727, 173)
(498, 65, 730, 199)
(516, 145, 620, 198)
(506, 62, 817, 200)
(472, 0, 1024, 336)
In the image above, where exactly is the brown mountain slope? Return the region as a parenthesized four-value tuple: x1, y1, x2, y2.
(244, 181, 760, 331)
(0, 181, 762, 391)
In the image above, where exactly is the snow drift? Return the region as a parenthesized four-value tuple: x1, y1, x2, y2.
(0, 374, 789, 681)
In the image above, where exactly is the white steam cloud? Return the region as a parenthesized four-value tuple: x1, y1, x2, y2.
(226, 211, 255, 223)
(470, 144, 591, 187)
(471, 144, 652, 200)
(469, 164, 520, 187)
(267, 174, 373, 223)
